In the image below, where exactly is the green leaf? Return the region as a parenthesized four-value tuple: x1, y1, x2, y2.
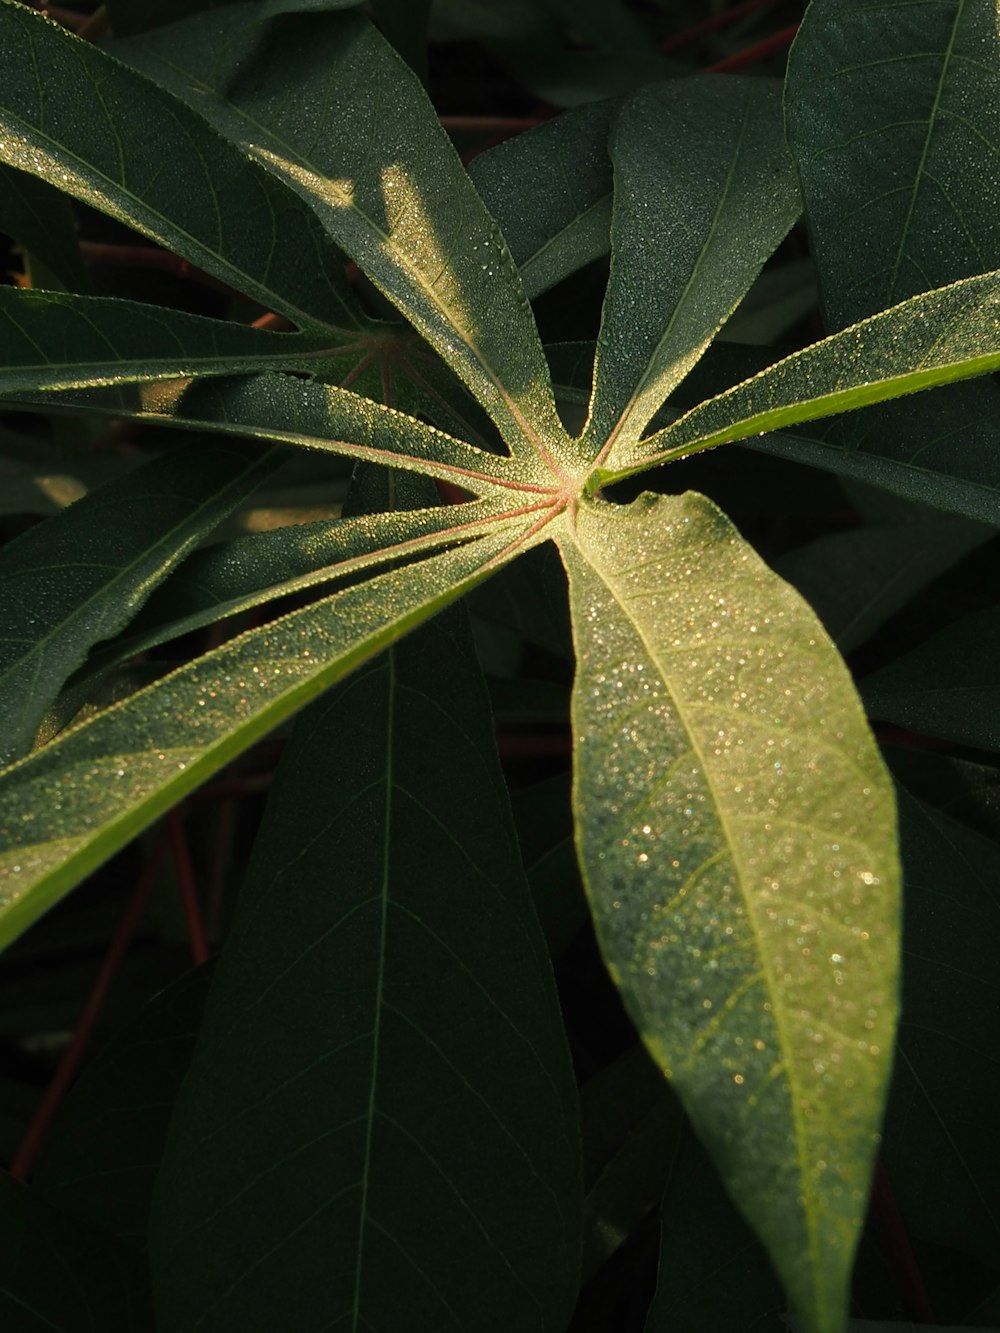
(0, 288, 337, 393)
(0, 2, 359, 334)
(0, 440, 284, 767)
(862, 605, 1000, 753)
(114, 6, 566, 456)
(18, 372, 538, 497)
(76, 496, 511, 679)
(607, 269, 1000, 486)
(560, 491, 900, 1333)
(32, 964, 214, 1247)
(775, 514, 992, 654)
(149, 545, 580, 1331)
(0, 164, 88, 292)
(0, 518, 544, 951)
(584, 76, 800, 460)
(882, 783, 1000, 1265)
(0, 1170, 154, 1331)
(786, 0, 1000, 330)
(468, 100, 614, 301)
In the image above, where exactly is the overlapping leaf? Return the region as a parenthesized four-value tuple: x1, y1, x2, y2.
(0, 517, 548, 951)
(113, 4, 567, 457)
(0, 1, 359, 333)
(0, 288, 334, 394)
(602, 269, 1000, 486)
(0, 163, 88, 291)
(150, 489, 580, 1330)
(584, 76, 800, 459)
(0, 440, 284, 767)
(560, 492, 899, 1333)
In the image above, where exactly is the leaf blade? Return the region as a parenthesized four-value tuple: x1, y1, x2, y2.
(0, 516, 550, 950)
(0, 440, 284, 766)
(0, 1, 359, 333)
(585, 76, 800, 458)
(561, 491, 900, 1333)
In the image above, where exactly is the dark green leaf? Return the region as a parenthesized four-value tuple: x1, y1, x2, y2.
(0, 441, 284, 766)
(0, 3, 359, 333)
(862, 605, 1000, 752)
(0, 164, 88, 292)
(0, 1171, 154, 1331)
(150, 486, 580, 1332)
(585, 76, 800, 457)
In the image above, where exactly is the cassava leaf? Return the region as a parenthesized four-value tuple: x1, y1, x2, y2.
(862, 605, 1000, 753)
(0, 1, 359, 334)
(150, 482, 580, 1331)
(0, 288, 334, 394)
(560, 491, 899, 1333)
(786, 0, 1000, 330)
(468, 100, 614, 301)
(0, 441, 285, 767)
(0, 517, 547, 951)
(604, 268, 1000, 486)
(113, 5, 567, 458)
(584, 76, 800, 460)
(76, 497, 513, 680)
(15, 372, 539, 497)
(776, 0, 1000, 527)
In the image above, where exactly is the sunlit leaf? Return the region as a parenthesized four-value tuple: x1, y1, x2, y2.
(150, 482, 580, 1330)
(605, 269, 1000, 485)
(114, 5, 567, 457)
(585, 76, 800, 459)
(0, 2, 359, 333)
(560, 490, 899, 1333)
(0, 517, 546, 951)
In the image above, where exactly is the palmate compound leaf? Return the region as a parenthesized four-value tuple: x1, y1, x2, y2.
(583, 75, 801, 459)
(0, 513, 552, 951)
(558, 491, 900, 1333)
(148, 478, 580, 1333)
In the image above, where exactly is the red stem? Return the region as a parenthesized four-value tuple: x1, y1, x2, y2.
(167, 811, 210, 966)
(9, 832, 169, 1181)
(706, 23, 799, 71)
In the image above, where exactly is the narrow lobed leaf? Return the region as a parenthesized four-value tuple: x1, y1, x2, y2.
(0, 288, 336, 394)
(585, 76, 800, 460)
(0, 0, 359, 333)
(606, 268, 1000, 485)
(113, 4, 568, 460)
(0, 514, 553, 951)
(0, 441, 285, 767)
(560, 491, 900, 1333)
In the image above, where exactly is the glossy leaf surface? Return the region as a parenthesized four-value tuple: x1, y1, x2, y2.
(151, 582, 580, 1332)
(585, 76, 800, 457)
(116, 5, 565, 454)
(0, 441, 283, 766)
(561, 491, 899, 1333)
(0, 521, 539, 951)
(0, 1, 358, 333)
(608, 269, 1000, 483)
(0, 289, 333, 393)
